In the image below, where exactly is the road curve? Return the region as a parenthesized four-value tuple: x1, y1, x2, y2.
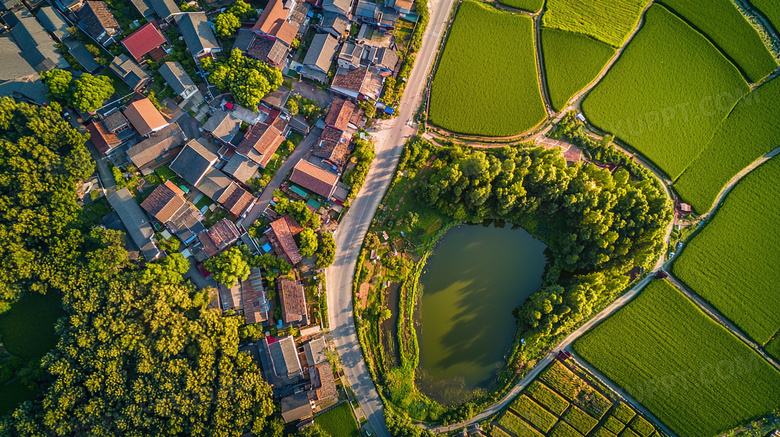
(325, 0, 457, 434)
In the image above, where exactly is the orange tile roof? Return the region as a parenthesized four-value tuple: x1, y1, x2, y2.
(140, 180, 187, 222)
(124, 97, 168, 136)
(236, 122, 286, 168)
(252, 0, 298, 45)
(278, 278, 306, 323)
(267, 215, 302, 264)
(289, 159, 339, 199)
(324, 97, 355, 130)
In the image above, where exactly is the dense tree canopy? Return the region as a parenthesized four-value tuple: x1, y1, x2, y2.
(274, 198, 321, 228)
(297, 228, 318, 258)
(41, 70, 114, 113)
(215, 12, 241, 38)
(0, 98, 93, 313)
(202, 50, 282, 110)
(314, 232, 336, 269)
(205, 246, 251, 287)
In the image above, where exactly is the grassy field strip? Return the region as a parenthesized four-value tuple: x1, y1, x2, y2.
(672, 156, 780, 344)
(749, 0, 780, 36)
(573, 280, 780, 437)
(429, 0, 547, 136)
(314, 402, 360, 437)
(541, 28, 616, 112)
(542, 0, 650, 47)
(659, 0, 777, 82)
(582, 4, 750, 180)
(496, 0, 543, 13)
(673, 76, 780, 213)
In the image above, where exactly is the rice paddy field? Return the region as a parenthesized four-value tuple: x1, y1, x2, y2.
(541, 28, 616, 112)
(767, 336, 780, 361)
(659, 0, 777, 83)
(542, 0, 650, 47)
(573, 280, 780, 437)
(672, 157, 780, 345)
(496, 0, 543, 12)
(490, 361, 661, 437)
(750, 0, 780, 34)
(673, 77, 780, 213)
(429, 0, 546, 137)
(582, 5, 750, 180)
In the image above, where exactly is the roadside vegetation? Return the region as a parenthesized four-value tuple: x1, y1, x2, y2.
(542, 0, 650, 47)
(673, 76, 780, 213)
(659, 0, 777, 82)
(541, 29, 616, 112)
(429, 0, 546, 136)
(750, 0, 780, 32)
(354, 135, 671, 426)
(573, 280, 780, 437)
(582, 5, 749, 180)
(672, 157, 780, 345)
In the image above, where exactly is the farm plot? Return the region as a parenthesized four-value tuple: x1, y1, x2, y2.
(766, 335, 780, 361)
(539, 361, 611, 419)
(510, 395, 557, 432)
(314, 402, 360, 437)
(659, 0, 777, 82)
(497, 0, 543, 12)
(429, 0, 546, 137)
(573, 280, 780, 437)
(672, 157, 780, 345)
(542, 0, 650, 47)
(582, 5, 750, 180)
(673, 76, 780, 213)
(750, 0, 780, 34)
(526, 381, 569, 416)
(541, 28, 616, 112)
(498, 410, 544, 437)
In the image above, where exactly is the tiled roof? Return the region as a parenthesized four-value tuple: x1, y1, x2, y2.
(121, 22, 165, 62)
(322, 0, 351, 15)
(232, 28, 255, 51)
(242, 268, 269, 324)
(206, 217, 241, 251)
(6, 8, 68, 72)
(216, 183, 255, 217)
(158, 61, 197, 97)
(246, 35, 289, 67)
(203, 110, 241, 143)
(252, 0, 298, 45)
(124, 97, 168, 136)
(86, 120, 120, 154)
(337, 41, 363, 69)
(331, 65, 366, 93)
(310, 362, 337, 401)
(360, 66, 384, 100)
(266, 215, 302, 264)
(372, 46, 398, 70)
(140, 180, 186, 223)
(313, 126, 350, 169)
(320, 12, 348, 36)
(169, 138, 218, 186)
(304, 336, 326, 366)
(219, 282, 242, 309)
(261, 87, 291, 110)
(198, 231, 219, 257)
(36, 6, 69, 41)
(106, 187, 160, 260)
(303, 32, 338, 73)
(77, 1, 120, 43)
(278, 278, 306, 324)
(236, 122, 286, 168)
(268, 335, 302, 378)
(126, 123, 185, 170)
(288, 159, 339, 199)
(175, 12, 218, 56)
(150, 0, 179, 18)
(103, 111, 129, 132)
(281, 392, 312, 423)
(110, 54, 151, 91)
(223, 154, 260, 184)
(324, 97, 355, 130)
(128, 0, 154, 16)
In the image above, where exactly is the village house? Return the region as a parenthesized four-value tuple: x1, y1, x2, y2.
(158, 61, 198, 100)
(308, 361, 338, 408)
(324, 97, 357, 130)
(62, 35, 101, 72)
(365, 45, 399, 71)
(266, 215, 303, 264)
(170, 138, 219, 186)
(223, 155, 261, 185)
(384, 0, 413, 14)
(288, 159, 340, 199)
(313, 126, 351, 170)
(128, 0, 154, 17)
(281, 392, 311, 423)
(123, 97, 169, 137)
(3, 8, 68, 72)
(120, 22, 166, 62)
(175, 12, 220, 59)
(36, 6, 69, 41)
(248, 0, 308, 67)
(110, 54, 152, 92)
(260, 87, 292, 112)
(301, 32, 338, 83)
(140, 180, 204, 236)
(247, 36, 289, 68)
(150, 0, 179, 21)
(126, 123, 186, 174)
(198, 168, 257, 218)
(303, 336, 326, 366)
(85, 110, 134, 155)
(267, 335, 303, 379)
(321, 0, 351, 18)
(235, 115, 288, 168)
(76, 1, 121, 45)
(202, 110, 242, 147)
(278, 278, 308, 326)
(196, 217, 241, 257)
(106, 187, 162, 260)
(337, 41, 363, 70)
(319, 11, 349, 39)
(242, 268, 270, 324)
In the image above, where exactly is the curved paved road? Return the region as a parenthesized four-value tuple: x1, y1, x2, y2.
(325, 0, 457, 435)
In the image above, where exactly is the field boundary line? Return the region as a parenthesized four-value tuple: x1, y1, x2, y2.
(661, 272, 780, 373)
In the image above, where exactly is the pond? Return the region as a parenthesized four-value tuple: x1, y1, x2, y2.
(416, 222, 547, 405)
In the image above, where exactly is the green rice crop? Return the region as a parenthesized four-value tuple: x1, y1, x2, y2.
(612, 402, 636, 424)
(429, 0, 546, 136)
(549, 421, 583, 437)
(766, 335, 780, 361)
(542, 0, 649, 47)
(750, 0, 780, 34)
(672, 157, 780, 344)
(510, 395, 558, 432)
(604, 415, 626, 434)
(582, 5, 750, 180)
(592, 427, 618, 437)
(497, 0, 543, 12)
(526, 381, 570, 416)
(573, 280, 780, 437)
(491, 427, 513, 437)
(620, 429, 640, 437)
(539, 361, 612, 419)
(629, 416, 655, 437)
(541, 28, 616, 112)
(562, 405, 598, 434)
(673, 76, 780, 213)
(659, 0, 777, 82)
(498, 411, 544, 437)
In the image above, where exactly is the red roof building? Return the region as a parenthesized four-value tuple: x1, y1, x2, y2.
(266, 215, 303, 265)
(121, 21, 166, 62)
(289, 159, 339, 199)
(278, 278, 307, 325)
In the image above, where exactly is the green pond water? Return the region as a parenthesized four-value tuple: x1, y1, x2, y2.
(416, 222, 547, 405)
